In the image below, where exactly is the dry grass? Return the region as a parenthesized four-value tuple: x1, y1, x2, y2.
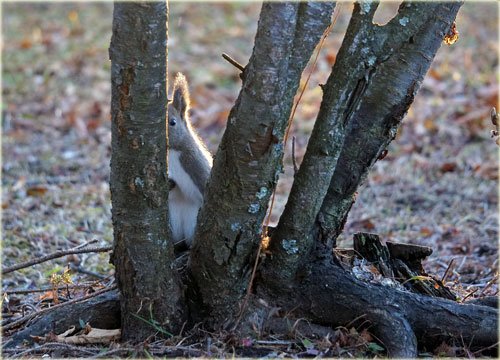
(2, 2, 498, 357)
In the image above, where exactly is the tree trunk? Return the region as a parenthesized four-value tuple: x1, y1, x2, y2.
(109, 1, 185, 341)
(6, 2, 498, 357)
(190, 1, 335, 326)
(264, 1, 381, 287)
(265, 2, 464, 290)
(314, 1, 464, 245)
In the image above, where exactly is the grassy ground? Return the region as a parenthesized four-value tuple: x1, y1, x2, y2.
(2, 2, 498, 357)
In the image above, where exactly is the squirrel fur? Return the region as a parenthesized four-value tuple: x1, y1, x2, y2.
(167, 73, 213, 247)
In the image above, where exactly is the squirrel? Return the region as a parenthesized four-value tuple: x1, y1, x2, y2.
(167, 73, 213, 247)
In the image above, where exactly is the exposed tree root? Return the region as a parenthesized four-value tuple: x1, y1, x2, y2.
(3, 290, 120, 349)
(365, 309, 417, 357)
(4, 257, 497, 358)
(264, 317, 335, 340)
(268, 252, 498, 357)
(466, 296, 498, 308)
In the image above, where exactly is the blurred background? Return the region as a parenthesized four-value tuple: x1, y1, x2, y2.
(2, 2, 498, 297)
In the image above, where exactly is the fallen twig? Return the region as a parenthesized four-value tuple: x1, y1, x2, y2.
(69, 264, 110, 279)
(3, 282, 101, 295)
(74, 239, 99, 249)
(90, 347, 135, 358)
(2, 245, 112, 275)
(472, 341, 500, 356)
(440, 258, 455, 283)
(256, 340, 294, 345)
(479, 274, 499, 296)
(462, 288, 478, 302)
(10, 342, 98, 358)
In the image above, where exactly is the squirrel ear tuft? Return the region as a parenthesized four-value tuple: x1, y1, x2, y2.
(172, 73, 190, 118)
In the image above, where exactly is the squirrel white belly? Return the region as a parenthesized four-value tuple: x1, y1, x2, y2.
(167, 73, 213, 247)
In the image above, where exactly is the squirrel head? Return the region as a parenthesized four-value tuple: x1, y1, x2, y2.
(168, 73, 193, 151)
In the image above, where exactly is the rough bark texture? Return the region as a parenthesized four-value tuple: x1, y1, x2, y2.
(109, 2, 185, 341)
(265, 2, 380, 287)
(5, 3, 498, 356)
(354, 233, 456, 299)
(4, 291, 120, 348)
(315, 1, 464, 244)
(258, 248, 497, 357)
(190, 1, 335, 327)
(266, 2, 463, 289)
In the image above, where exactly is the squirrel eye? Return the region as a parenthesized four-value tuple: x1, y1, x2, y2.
(169, 119, 177, 126)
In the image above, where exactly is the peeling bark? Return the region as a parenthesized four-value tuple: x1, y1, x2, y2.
(109, 2, 185, 341)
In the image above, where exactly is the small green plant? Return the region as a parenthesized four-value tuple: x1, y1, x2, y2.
(367, 342, 385, 354)
(49, 266, 73, 304)
(130, 305, 173, 337)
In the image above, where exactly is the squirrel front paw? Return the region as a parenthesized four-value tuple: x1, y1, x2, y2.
(168, 178, 176, 190)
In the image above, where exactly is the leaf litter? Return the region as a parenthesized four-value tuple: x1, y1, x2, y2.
(2, 2, 498, 358)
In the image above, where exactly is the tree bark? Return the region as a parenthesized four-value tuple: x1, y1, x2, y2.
(3, 291, 120, 348)
(314, 1, 463, 244)
(265, 2, 380, 287)
(266, 2, 463, 290)
(5, 3, 498, 356)
(109, 1, 185, 341)
(259, 249, 497, 357)
(190, 1, 335, 327)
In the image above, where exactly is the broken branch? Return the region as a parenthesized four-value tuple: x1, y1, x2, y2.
(2, 245, 112, 275)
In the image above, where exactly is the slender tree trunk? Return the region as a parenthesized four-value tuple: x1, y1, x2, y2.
(109, 1, 185, 341)
(264, 2, 380, 287)
(314, 1, 464, 245)
(264, 2, 463, 289)
(190, 1, 335, 326)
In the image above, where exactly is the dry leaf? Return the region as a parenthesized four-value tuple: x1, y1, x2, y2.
(12, 176, 27, 192)
(440, 162, 457, 173)
(39, 291, 54, 301)
(423, 118, 439, 132)
(20, 38, 33, 49)
(57, 327, 121, 344)
(455, 106, 490, 125)
(325, 52, 336, 66)
(58, 326, 77, 338)
(360, 328, 373, 343)
(428, 68, 442, 81)
(444, 22, 459, 45)
(420, 227, 433, 237)
(479, 86, 499, 108)
(27, 186, 48, 197)
(474, 163, 499, 180)
(68, 10, 79, 24)
(435, 341, 458, 357)
(351, 218, 375, 231)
